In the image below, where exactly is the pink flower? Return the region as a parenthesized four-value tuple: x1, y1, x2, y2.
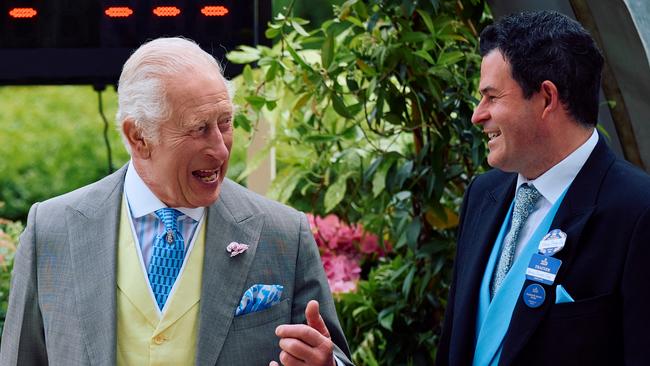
(307, 213, 391, 294)
(360, 234, 379, 254)
(329, 280, 357, 294)
(316, 215, 341, 247)
(359, 233, 392, 256)
(321, 253, 361, 294)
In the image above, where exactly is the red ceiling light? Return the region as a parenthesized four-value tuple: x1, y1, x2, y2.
(201, 5, 229, 17)
(104, 6, 134, 18)
(9, 7, 38, 19)
(152, 6, 181, 17)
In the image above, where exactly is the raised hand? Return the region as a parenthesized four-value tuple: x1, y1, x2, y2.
(269, 300, 335, 366)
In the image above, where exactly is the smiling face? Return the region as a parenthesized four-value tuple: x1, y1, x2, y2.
(471, 50, 548, 177)
(133, 65, 233, 208)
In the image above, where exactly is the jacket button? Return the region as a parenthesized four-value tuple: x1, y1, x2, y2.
(153, 335, 167, 345)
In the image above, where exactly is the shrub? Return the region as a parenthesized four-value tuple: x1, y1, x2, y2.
(228, 0, 490, 363)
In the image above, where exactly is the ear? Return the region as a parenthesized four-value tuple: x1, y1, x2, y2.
(122, 119, 151, 159)
(539, 80, 560, 119)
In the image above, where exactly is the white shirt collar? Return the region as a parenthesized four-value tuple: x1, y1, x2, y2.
(124, 160, 205, 221)
(516, 129, 599, 205)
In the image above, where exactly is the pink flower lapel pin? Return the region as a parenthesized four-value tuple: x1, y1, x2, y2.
(227, 242, 249, 257)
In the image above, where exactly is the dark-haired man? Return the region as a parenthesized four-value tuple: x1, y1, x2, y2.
(437, 10, 650, 366)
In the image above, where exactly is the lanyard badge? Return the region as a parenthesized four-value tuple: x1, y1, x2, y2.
(523, 229, 567, 308)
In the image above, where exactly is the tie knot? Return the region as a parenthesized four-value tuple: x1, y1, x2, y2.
(514, 184, 542, 215)
(154, 208, 181, 231)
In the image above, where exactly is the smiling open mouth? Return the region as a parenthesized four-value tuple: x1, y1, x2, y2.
(192, 169, 219, 183)
(487, 131, 501, 140)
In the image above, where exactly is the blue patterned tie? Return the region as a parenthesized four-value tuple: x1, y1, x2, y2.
(148, 208, 185, 310)
(491, 184, 542, 298)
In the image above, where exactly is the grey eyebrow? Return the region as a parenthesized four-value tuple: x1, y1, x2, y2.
(479, 86, 496, 96)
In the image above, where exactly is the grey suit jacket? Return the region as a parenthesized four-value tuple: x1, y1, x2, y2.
(0, 165, 353, 365)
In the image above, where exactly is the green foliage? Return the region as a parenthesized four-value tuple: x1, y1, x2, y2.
(230, 0, 491, 363)
(335, 252, 449, 364)
(0, 86, 129, 221)
(0, 216, 23, 335)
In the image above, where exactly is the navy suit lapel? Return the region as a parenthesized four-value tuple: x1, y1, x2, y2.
(452, 174, 516, 364)
(499, 137, 616, 366)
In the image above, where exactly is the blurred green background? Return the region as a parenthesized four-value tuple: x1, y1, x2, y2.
(0, 86, 127, 221)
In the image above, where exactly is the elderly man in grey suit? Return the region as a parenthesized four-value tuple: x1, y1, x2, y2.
(0, 37, 353, 366)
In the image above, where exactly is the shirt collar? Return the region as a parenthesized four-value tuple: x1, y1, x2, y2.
(516, 129, 599, 205)
(124, 160, 205, 221)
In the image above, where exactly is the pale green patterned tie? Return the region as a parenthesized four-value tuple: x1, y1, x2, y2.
(491, 183, 542, 298)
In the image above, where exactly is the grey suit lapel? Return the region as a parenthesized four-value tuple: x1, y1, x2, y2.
(66, 166, 126, 366)
(196, 182, 265, 366)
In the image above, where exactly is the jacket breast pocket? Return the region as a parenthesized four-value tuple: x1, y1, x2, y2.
(231, 298, 290, 330)
(218, 299, 292, 364)
(523, 293, 621, 364)
(547, 292, 616, 320)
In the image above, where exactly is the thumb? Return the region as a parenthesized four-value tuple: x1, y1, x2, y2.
(305, 300, 330, 338)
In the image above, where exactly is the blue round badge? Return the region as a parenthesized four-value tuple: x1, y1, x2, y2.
(523, 284, 546, 308)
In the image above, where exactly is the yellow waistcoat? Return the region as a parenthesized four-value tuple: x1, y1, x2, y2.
(116, 200, 206, 366)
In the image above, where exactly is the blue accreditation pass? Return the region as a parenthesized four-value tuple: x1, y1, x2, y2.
(523, 284, 546, 308)
(525, 253, 562, 285)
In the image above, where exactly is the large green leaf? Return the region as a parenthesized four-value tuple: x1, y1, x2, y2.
(245, 95, 268, 111)
(291, 19, 311, 37)
(437, 50, 465, 66)
(227, 46, 261, 64)
(321, 33, 335, 69)
(402, 266, 417, 297)
(416, 9, 435, 34)
(372, 158, 394, 197)
(324, 173, 349, 212)
(378, 308, 395, 331)
(267, 168, 304, 204)
(233, 113, 251, 132)
(331, 92, 355, 119)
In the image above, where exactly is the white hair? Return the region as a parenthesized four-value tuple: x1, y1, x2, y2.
(116, 37, 234, 152)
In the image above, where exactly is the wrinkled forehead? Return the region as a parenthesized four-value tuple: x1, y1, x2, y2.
(162, 71, 232, 121)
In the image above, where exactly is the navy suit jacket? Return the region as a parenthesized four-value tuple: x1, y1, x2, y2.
(436, 137, 650, 366)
